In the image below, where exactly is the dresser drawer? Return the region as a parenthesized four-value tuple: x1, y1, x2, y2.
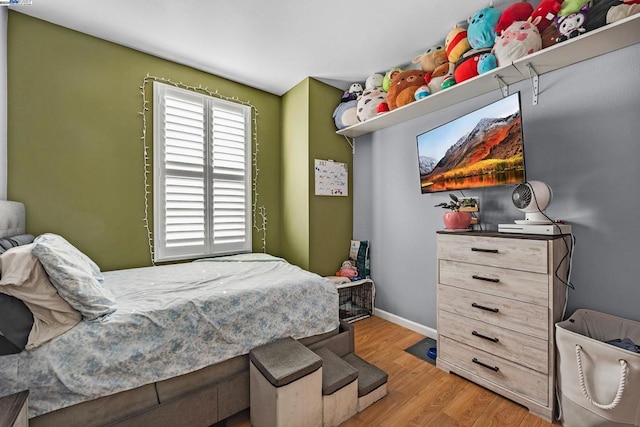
(438, 310, 548, 373)
(439, 259, 549, 306)
(439, 336, 548, 405)
(438, 284, 548, 340)
(437, 234, 548, 274)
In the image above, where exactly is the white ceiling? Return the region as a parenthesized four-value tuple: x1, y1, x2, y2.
(12, 0, 505, 96)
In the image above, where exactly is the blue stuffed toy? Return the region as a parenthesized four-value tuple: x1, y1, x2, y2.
(477, 52, 498, 74)
(468, 7, 503, 49)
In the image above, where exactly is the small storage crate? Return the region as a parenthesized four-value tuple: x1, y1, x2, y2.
(336, 279, 375, 323)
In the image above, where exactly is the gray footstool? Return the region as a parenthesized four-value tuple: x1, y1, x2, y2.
(249, 337, 323, 427)
(314, 347, 358, 427)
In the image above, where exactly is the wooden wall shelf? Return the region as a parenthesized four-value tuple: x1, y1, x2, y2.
(336, 14, 640, 139)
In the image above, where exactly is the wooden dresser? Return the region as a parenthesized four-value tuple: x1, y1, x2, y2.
(436, 231, 569, 421)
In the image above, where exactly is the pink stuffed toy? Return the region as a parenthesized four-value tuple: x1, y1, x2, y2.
(496, 1, 534, 34)
(336, 260, 358, 278)
(493, 21, 542, 67)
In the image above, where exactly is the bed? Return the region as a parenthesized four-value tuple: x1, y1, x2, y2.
(0, 201, 343, 426)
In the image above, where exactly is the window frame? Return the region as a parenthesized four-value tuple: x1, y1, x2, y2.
(153, 82, 252, 262)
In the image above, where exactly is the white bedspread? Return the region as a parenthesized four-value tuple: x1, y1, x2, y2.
(0, 253, 339, 417)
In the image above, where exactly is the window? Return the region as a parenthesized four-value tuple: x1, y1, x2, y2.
(153, 82, 252, 262)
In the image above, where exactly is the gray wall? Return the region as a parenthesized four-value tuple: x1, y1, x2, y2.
(353, 43, 640, 329)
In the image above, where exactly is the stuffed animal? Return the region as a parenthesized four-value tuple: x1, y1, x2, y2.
(585, 0, 621, 31)
(559, 0, 591, 16)
(496, 1, 534, 34)
(530, 0, 563, 32)
(607, 0, 640, 23)
(382, 68, 403, 92)
(340, 83, 363, 103)
(357, 88, 387, 122)
(445, 25, 472, 63)
(453, 48, 492, 83)
(540, 23, 563, 48)
(468, 7, 503, 49)
(333, 99, 359, 130)
(477, 52, 498, 74)
(427, 62, 455, 93)
(414, 86, 430, 100)
(386, 70, 426, 110)
(556, 10, 588, 42)
(493, 21, 542, 66)
(336, 260, 358, 278)
(365, 73, 384, 90)
(412, 45, 448, 74)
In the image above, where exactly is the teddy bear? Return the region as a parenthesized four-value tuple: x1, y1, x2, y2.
(445, 25, 471, 64)
(540, 23, 563, 48)
(412, 45, 448, 74)
(336, 260, 359, 279)
(529, 0, 563, 33)
(365, 73, 384, 90)
(386, 70, 426, 110)
(333, 100, 359, 130)
(427, 62, 456, 93)
(382, 68, 403, 92)
(340, 83, 364, 103)
(495, 1, 534, 35)
(556, 9, 589, 42)
(357, 88, 387, 122)
(468, 6, 503, 49)
(493, 21, 542, 66)
(453, 48, 494, 83)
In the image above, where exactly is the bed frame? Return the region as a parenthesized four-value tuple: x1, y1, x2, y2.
(0, 201, 349, 426)
(31, 322, 353, 427)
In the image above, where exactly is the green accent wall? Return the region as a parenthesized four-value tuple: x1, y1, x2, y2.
(281, 79, 310, 270)
(7, 12, 282, 270)
(7, 12, 352, 276)
(281, 78, 352, 276)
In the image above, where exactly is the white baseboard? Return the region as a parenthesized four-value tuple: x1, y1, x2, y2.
(374, 307, 437, 340)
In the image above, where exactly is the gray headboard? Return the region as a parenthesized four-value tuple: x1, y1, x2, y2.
(0, 201, 26, 239)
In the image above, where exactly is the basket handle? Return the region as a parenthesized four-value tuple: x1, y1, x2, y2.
(575, 344, 629, 410)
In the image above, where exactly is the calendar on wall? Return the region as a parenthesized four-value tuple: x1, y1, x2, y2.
(314, 159, 348, 196)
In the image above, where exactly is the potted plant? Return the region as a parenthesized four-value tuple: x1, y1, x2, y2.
(435, 194, 476, 230)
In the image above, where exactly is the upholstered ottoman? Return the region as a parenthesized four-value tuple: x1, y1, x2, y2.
(342, 353, 388, 412)
(249, 337, 323, 427)
(314, 347, 358, 427)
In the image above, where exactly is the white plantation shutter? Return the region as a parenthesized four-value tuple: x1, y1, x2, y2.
(154, 82, 252, 262)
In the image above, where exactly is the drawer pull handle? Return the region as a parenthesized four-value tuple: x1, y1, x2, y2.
(471, 247, 499, 254)
(471, 302, 499, 313)
(472, 330, 499, 343)
(472, 274, 500, 283)
(472, 358, 500, 372)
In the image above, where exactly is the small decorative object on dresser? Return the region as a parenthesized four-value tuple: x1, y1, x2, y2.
(435, 194, 477, 230)
(436, 231, 570, 422)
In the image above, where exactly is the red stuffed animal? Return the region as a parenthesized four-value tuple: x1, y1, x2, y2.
(496, 1, 534, 34)
(530, 0, 563, 33)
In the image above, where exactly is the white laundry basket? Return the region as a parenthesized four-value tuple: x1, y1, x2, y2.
(556, 309, 640, 427)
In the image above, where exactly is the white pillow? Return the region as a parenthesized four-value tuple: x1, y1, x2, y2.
(32, 233, 116, 320)
(0, 244, 82, 349)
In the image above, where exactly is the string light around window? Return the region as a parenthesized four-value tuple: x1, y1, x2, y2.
(139, 74, 267, 264)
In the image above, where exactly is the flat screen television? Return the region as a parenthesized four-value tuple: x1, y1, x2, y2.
(417, 92, 525, 194)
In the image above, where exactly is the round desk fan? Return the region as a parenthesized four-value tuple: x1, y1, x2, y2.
(512, 181, 553, 225)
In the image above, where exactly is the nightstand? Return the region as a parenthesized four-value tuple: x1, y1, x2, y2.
(0, 390, 29, 427)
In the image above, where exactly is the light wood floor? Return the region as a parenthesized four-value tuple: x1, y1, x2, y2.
(227, 316, 559, 426)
